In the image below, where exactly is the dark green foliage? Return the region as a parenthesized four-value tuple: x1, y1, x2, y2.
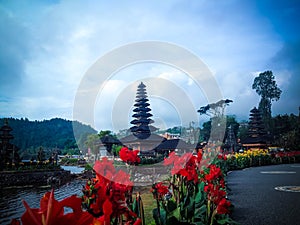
(60, 157, 79, 164)
(271, 113, 300, 150)
(84, 163, 93, 171)
(0, 117, 97, 157)
(140, 155, 164, 164)
(237, 121, 248, 142)
(166, 126, 182, 134)
(199, 121, 211, 143)
(85, 133, 100, 156)
(199, 116, 239, 143)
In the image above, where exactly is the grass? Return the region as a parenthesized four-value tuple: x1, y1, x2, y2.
(141, 192, 157, 225)
(133, 185, 157, 225)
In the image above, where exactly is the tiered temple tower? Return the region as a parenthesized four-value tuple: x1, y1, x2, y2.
(120, 82, 163, 152)
(242, 107, 267, 150)
(130, 82, 156, 139)
(0, 119, 20, 170)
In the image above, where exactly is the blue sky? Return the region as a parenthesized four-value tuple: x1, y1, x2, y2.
(0, 0, 299, 132)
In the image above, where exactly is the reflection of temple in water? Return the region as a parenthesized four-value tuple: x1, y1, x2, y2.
(0, 119, 20, 170)
(120, 82, 194, 156)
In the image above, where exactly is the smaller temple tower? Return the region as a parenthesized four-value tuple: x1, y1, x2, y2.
(0, 119, 20, 170)
(242, 107, 267, 150)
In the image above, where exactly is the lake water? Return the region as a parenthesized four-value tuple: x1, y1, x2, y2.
(0, 167, 86, 225)
(61, 165, 85, 174)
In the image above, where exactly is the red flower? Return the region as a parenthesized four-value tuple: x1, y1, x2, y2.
(164, 151, 179, 166)
(112, 169, 133, 187)
(133, 218, 142, 225)
(21, 189, 93, 225)
(217, 154, 227, 161)
(156, 182, 169, 196)
(216, 198, 231, 214)
(119, 147, 140, 165)
(10, 219, 20, 225)
(204, 165, 222, 182)
(151, 182, 170, 200)
(197, 150, 203, 162)
(83, 159, 137, 223)
(93, 157, 116, 178)
(102, 198, 113, 221)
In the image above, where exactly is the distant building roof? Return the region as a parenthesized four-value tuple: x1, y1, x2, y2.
(99, 135, 122, 145)
(120, 133, 165, 144)
(155, 139, 195, 152)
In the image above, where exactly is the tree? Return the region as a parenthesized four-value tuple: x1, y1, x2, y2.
(85, 134, 100, 159)
(199, 121, 211, 142)
(98, 130, 113, 137)
(198, 99, 233, 142)
(197, 99, 233, 117)
(37, 147, 45, 161)
(252, 71, 282, 131)
(271, 114, 300, 150)
(225, 116, 240, 139)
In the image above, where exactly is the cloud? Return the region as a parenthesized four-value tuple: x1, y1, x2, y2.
(0, 0, 299, 131)
(0, 7, 32, 94)
(269, 40, 300, 115)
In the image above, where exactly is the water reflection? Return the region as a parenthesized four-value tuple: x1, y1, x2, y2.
(61, 165, 85, 174)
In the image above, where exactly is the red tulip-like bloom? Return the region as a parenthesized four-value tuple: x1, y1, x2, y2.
(82, 157, 139, 224)
(21, 189, 93, 225)
(151, 182, 170, 200)
(216, 198, 231, 214)
(163, 151, 179, 166)
(204, 164, 222, 182)
(156, 182, 169, 196)
(119, 147, 141, 165)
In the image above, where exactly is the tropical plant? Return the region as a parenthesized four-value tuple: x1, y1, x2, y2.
(150, 147, 235, 225)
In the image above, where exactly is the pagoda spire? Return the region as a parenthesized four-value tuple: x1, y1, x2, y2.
(0, 119, 14, 145)
(248, 107, 267, 139)
(0, 119, 20, 170)
(130, 82, 156, 139)
(241, 107, 268, 150)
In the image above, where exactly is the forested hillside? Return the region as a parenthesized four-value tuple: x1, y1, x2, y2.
(0, 118, 97, 154)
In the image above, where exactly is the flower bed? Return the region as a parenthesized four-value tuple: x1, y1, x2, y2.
(225, 149, 300, 170)
(9, 146, 258, 225)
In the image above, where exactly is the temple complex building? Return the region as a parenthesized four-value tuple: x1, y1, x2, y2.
(120, 82, 194, 155)
(120, 82, 165, 152)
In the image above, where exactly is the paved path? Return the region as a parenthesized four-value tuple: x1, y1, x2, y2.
(227, 164, 300, 225)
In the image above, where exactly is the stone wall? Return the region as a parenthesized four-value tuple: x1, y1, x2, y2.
(0, 169, 73, 187)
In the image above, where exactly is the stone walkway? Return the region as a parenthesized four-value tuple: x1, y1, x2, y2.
(227, 164, 300, 225)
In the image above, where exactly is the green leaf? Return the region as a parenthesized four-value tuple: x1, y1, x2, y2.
(187, 196, 195, 218)
(183, 192, 190, 208)
(166, 200, 177, 213)
(166, 216, 179, 225)
(194, 221, 206, 225)
(153, 207, 167, 225)
(216, 216, 240, 225)
(195, 204, 206, 217)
